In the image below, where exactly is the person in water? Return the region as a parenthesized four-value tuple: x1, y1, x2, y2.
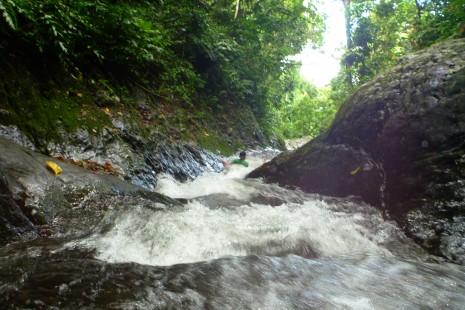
(222, 151, 249, 167)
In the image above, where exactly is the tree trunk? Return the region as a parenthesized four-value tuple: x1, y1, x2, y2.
(342, 0, 353, 85)
(234, 0, 240, 19)
(342, 0, 351, 49)
(414, 0, 422, 19)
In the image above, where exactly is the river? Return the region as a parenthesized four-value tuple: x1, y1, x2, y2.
(1, 149, 465, 309)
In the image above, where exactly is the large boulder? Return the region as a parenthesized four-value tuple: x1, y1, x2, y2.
(248, 38, 465, 263)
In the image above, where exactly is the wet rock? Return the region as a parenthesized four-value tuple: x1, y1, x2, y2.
(0, 124, 36, 151)
(43, 119, 224, 191)
(0, 178, 39, 246)
(0, 136, 182, 244)
(248, 38, 465, 264)
(249, 142, 385, 207)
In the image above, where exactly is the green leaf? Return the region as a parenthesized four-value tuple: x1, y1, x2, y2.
(0, 0, 18, 30)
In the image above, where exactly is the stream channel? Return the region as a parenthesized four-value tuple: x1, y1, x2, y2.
(1, 149, 465, 309)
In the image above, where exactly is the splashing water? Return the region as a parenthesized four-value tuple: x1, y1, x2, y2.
(84, 151, 396, 266)
(86, 196, 396, 266)
(5, 150, 464, 309)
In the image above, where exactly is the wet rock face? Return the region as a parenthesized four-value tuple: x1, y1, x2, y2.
(42, 118, 224, 191)
(250, 142, 385, 206)
(248, 38, 465, 264)
(0, 136, 182, 246)
(0, 177, 39, 246)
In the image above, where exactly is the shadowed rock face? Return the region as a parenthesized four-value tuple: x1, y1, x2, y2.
(248, 38, 465, 264)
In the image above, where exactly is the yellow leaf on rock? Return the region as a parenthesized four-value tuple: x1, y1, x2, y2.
(46, 161, 63, 174)
(350, 166, 361, 175)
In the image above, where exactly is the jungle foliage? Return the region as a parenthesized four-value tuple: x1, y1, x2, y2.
(0, 0, 463, 143)
(337, 0, 465, 92)
(0, 0, 324, 141)
(266, 0, 465, 140)
(270, 66, 339, 139)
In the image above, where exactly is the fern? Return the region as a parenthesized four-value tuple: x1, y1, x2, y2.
(0, 0, 18, 30)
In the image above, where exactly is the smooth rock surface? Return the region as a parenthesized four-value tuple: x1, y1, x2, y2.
(0, 136, 181, 246)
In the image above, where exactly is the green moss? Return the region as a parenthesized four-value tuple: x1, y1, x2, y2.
(444, 67, 465, 95)
(0, 56, 272, 157)
(2, 90, 111, 148)
(196, 133, 238, 156)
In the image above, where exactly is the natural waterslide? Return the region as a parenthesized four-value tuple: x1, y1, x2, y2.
(1, 138, 465, 308)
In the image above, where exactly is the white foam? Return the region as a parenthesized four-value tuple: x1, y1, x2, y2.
(76, 152, 398, 266)
(86, 196, 393, 266)
(156, 168, 255, 200)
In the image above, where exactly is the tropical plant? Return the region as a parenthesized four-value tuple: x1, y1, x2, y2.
(273, 71, 340, 139)
(334, 0, 464, 99)
(410, 0, 465, 49)
(0, 0, 327, 142)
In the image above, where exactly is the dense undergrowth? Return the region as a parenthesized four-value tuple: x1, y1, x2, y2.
(0, 0, 463, 153)
(0, 62, 262, 155)
(0, 0, 325, 154)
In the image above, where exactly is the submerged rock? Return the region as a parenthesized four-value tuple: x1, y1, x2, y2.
(248, 38, 465, 264)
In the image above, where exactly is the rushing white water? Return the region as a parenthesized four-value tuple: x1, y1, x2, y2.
(83, 153, 388, 265)
(69, 150, 465, 309)
(87, 195, 397, 266)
